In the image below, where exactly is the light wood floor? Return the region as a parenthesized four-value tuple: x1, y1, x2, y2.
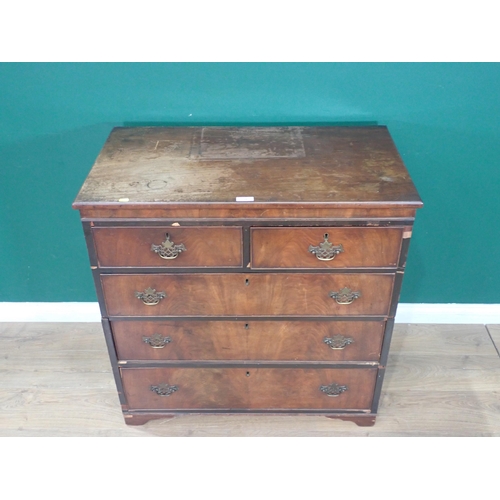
(1, 322, 500, 436)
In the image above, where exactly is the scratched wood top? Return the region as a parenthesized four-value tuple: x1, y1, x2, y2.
(73, 127, 422, 209)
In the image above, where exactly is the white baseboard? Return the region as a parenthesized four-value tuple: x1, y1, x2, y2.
(394, 304, 500, 324)
(0, 302, 500, 324)
(0, 303, 102, 323)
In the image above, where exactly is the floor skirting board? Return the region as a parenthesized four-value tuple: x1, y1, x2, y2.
(395, 304, 500, 324)
(0, 303, 499, 324)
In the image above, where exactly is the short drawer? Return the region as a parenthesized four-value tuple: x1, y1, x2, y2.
(101, 273, 395, 317)
(112, 320, 385, 362)
(92, 226, 242, 268)
(251, 227, 403, 269)
(121, 367, 377, 410)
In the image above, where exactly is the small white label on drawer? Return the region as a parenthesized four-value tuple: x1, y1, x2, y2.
(236, 196, 254, 202)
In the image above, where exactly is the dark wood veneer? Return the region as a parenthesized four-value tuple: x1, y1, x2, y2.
(73, 126, 422, 427)
(121, 367, 377, 410)
(111, 320, 385, 362)
(101, 273, 395, 317)
(251, 227, 403, 269)
(93, 226, 242, 268)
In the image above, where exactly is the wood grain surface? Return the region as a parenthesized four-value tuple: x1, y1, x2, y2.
(487, 325, 500, 354)
(2, 323, 500, 436)
(251, 227, 403, 268)
(72, 126, 423, 207)
(101, 273, 395, 317)
(111, 320, 385, 362)
(121, 366, 377, 410)
(93, 226, 242, 268)
(78, 206, 419, 220)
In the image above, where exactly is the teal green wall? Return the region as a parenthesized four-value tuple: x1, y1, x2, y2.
(1, 63, 499, 303)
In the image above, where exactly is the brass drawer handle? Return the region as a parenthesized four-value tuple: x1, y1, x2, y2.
(151, 383, 178, 397)
(320, 383, 348, 397)
(143, 333, 172, 348)
(308, 233, 344, 261)
(151, 233, 186, 260)
(324, 335, 354, 350)
(329, 287, 361, 305)
(135, 287, 166, 305)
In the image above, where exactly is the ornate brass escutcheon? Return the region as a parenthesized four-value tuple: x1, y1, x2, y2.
(135, 287, 166, 305)
(308, 233, 344, 261)
(320, 383, 348, 397)
(329, 287, 361, 305)
(323, 334, 354, 350)
(143, 333, 172, 348)
(151, 233, 186, 259)
(150, 383, 178, 396)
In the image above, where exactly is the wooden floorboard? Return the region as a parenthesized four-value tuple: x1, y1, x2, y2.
(487, 325, 500, 356)
(1, 322, 499, 436)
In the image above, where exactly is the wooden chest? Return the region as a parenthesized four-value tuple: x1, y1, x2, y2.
(73, 126, 422, 426)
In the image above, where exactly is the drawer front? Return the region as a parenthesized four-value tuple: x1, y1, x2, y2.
(93, 226, 242, 268)
(121, 367, 377, 410)
(102, 273, 395, 317)
(251, 227, 403, 269)
(112, 320, 385, 361)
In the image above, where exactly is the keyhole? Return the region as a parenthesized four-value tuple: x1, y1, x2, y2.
(324, 233, 329, 239)
(244, 323, 249, 330)
(246, 371, 250, 377)
(245, 278, 249, 286)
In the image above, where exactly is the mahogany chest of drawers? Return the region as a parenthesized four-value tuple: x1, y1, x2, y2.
(73, 126, 422, 426)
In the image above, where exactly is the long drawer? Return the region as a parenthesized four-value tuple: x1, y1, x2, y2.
(101, 273, 395, 317)
(251, 227, 403, 268)
(112, 320, 385, 361)
(121, 367, 377, 410)
(93, 226, 243, 268)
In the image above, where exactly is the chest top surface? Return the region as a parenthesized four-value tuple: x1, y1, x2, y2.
(73, 126, 422, 209)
